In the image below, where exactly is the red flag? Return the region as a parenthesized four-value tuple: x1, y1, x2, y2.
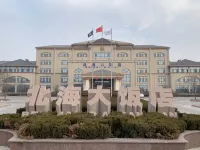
(96, 26, 103, 33)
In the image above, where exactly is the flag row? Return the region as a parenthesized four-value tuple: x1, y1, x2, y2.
(88, 26, 112, 38)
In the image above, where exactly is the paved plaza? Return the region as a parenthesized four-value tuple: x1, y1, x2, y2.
(0, 96, 199, 150)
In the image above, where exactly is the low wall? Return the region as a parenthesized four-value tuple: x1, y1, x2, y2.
(0, 130, 14, 147)
(184, 131, 200, 150)
(0, 130, 198, 150)
(9, 139, 187, 150)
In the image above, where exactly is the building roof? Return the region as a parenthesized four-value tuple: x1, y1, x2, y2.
(0, 59, 36, 67)
(133, 45, 169, 49)
(82, 69, 124, 78)
(169, 59, 200, 67)
(36, 45, 72, 49)
(36, 38, 169, 50)
(0, 61, 7, 65)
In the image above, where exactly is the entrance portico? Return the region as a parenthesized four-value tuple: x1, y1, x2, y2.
(82, 70, 124, 91)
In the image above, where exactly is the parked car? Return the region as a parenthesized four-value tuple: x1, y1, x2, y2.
(140, 93, 144, 98)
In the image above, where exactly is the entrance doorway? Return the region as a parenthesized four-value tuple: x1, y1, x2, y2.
(90, 79, 114, 90)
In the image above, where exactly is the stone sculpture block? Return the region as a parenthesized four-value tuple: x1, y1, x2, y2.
(117, 86, 143, 117)
(148, 87, 177, 118)
(22, 85, 51, 116)
(87, 85, 111, 116)
(56, 86, 81, 115)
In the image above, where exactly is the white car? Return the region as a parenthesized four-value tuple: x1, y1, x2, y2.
(140, 93, 144, 98)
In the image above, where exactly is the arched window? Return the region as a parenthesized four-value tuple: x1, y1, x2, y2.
(41, 52, 51, 57)
(154, 52, 165, 57)
(74, 68, 82, 83)
(122, 69, 131, 87)
(77, 53, 87, 57)
(117, 52, 128, 57)
(136, 52, 147, 57)
(58, 52, 69, 57)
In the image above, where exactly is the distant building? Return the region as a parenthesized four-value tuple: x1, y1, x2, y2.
(169, 59, 200, 93)
(35, 38, 170, 93)
(0, 59, 36, 93)
(1, 38, 199, 94)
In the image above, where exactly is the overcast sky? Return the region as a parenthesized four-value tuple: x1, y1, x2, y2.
(1, 0, 200, 61)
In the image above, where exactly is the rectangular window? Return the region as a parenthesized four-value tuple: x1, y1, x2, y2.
(157, 60, 165, 65)
(46, 85, 51, 89)
(138, 85, 148, 91)
(157, 68, 165, 73)
(137, 60, 147, 65)
(40, 68, 51, 73)
(137, 68, 147, 74)
(40, 60, 51, 65)
(40, 76, 51, 83)
(61, 76, 68, 83)
(61, 60, 68, 65)
(61, 68, 68, 73)
(158, 76, 166, 84)
(137, 76, 147, 83)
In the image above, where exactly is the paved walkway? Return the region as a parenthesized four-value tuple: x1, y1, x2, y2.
(0, 146, 9, 150)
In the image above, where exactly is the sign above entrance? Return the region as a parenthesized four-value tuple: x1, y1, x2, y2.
(82, 63, 122, 68)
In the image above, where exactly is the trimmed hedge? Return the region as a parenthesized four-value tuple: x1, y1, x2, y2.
(0, 112, 191, 140)
(179, 113, 200, 130)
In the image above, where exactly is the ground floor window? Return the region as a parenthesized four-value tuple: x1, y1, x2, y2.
(122, 84, 131, 88)
(46, 85, 51, 89)
(138, 85, 148, 95)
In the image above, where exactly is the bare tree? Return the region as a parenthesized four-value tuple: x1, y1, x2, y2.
(189, 73, 200, 100)
(0, 71, 10, 100)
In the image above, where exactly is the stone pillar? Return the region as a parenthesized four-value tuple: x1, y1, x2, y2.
(83, 79, 90, 91)
(115, 79, 121, 91)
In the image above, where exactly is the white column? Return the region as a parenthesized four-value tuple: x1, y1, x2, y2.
(83, 79, 90, 91)
(115, 79, 121, 91)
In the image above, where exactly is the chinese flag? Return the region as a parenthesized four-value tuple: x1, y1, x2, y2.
(96, 26, 103, 33)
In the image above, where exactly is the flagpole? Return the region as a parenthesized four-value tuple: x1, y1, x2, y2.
(92, 28, 94, 89)
(101, 25, 103, 87)
(110, 28, 113, 97)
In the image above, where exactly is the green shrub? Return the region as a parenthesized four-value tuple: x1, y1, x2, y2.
(0, 114, 21, 129)
(0, 120, 4, 129)
(101, 112, 135, 138)
(131, 113, 183, 139)
(180, 114, 200, 130)
(141, 99, 148, 112)
(74, 122, 111, 139)
(20, 122, 69, 139)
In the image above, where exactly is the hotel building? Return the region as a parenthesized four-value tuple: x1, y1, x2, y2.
(0, 38, 199, 94)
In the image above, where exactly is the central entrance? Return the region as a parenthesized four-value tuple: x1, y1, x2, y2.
(90, 79, 114, 89)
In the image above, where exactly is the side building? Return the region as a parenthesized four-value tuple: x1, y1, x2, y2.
(36, 38, 170, 93)
(169, 59, 200, 93)
(0, 59, 36, 94)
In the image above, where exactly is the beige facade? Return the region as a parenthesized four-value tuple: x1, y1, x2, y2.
(2, 39, 199, 94)
(169, 60, 200, 93)
(0, 59, 36, 93)
(36, 38, 170, 93)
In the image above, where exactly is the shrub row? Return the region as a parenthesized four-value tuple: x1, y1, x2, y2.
(0, 112, 193, 140)
(179, 113, 200, 130)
